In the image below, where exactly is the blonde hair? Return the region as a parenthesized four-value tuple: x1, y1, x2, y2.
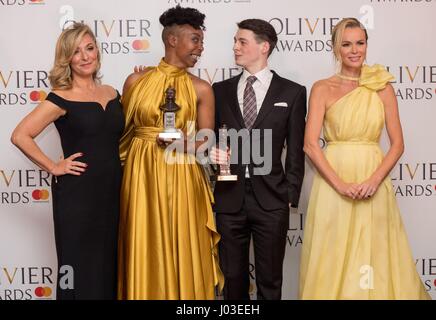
(331, 18, 368, 65)
(48, 22, 101, 90)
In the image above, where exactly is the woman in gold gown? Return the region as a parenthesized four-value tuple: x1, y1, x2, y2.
(117, 6, 223, 300)
(299, 18, 430, 299)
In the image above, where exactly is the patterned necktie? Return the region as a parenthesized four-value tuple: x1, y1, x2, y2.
(243, 75, 257, 130)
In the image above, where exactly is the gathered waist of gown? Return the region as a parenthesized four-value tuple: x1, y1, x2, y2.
(132, 125, 199, 164)
(327, 140, 379, 146)
(134, 126, 161, 142)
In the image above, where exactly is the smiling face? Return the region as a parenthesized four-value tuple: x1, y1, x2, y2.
(233, 28, 269, 72)
(339, 27, 367, 70)
(172, 24, 204, 68)
(70, 33, 99, 78)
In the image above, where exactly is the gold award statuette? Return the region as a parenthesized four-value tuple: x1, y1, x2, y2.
(158, 87, 182, 140)
(217, 124, 237, 181)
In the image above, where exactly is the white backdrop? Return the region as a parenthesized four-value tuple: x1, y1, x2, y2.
(1, 0, 435, 300)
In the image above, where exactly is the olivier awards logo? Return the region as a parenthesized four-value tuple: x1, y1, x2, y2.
(60, 5, 152, 55)
(268, 16, 338, 54)
(0, 168, 51, 205)
(269, 6, 375, 54)
(391, 162, 436, 197)
(386, 65, 436, 101)
(0, 266, 54, 300)
(194, 66, 243, 84)
(0, 69, 49, 107)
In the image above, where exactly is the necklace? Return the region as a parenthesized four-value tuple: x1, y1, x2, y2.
(336, 73, 360, 81)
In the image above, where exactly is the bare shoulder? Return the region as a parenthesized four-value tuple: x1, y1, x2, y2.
(377, 84, 398, 112)
(188, 73, 212, 95)
(123, 67, 153, 94)
(124, 70, 147, 87)
(377, 83, 396, 100)
(33, 97, 66, 118)
(310, 78, 332, 96)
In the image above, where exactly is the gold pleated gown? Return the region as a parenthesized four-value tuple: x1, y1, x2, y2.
(299, 64, 431, 300)
(118, 59, 223, 299)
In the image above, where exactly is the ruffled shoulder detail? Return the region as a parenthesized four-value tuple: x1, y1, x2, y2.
(359, 64, 394, 91)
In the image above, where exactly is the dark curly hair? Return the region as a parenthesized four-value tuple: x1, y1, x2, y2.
(159, 5, 206, 31)
(237, 19, 278, 56)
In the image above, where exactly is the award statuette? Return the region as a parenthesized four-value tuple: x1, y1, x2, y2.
(217, 124, 237, 181)
(158, 87, 182, 140)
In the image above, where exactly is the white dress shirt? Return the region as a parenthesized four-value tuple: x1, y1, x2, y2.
(237, 67, 273, 116)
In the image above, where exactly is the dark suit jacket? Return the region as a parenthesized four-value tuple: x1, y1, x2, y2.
(212, 71, 306, 213)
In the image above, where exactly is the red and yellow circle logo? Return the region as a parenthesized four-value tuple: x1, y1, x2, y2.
(29, 90, 47, 102)
(35, 286, 52, 298)
(132, 39, 150, 51)
(32, 189, 49, 201)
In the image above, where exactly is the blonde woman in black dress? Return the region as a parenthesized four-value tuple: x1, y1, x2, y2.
(11, 22, 124, 299)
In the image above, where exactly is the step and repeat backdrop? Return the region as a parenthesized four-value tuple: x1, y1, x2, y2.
(1, 0, 435, 300)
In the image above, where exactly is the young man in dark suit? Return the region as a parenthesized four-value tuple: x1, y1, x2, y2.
(211, 19, 306, 300)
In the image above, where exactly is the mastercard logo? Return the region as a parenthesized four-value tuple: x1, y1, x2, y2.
(132, 39, 150, 51)
(35, 286, 52, 298)
(32, 189, 49, 201)
(29, 90, 47, 102)
(29, 0, 44, 3)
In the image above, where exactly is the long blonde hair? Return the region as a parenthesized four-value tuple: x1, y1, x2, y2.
(331, 18, 368, 67)
(48, 22, 101, 90)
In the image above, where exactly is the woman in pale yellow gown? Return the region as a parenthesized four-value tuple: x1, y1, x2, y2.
(117, 6, 223, 299)
(299, 18, 430, 299)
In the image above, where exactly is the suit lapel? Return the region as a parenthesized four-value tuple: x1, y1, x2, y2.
(226, 73, 245, 129)
(252, 72, 282, 129)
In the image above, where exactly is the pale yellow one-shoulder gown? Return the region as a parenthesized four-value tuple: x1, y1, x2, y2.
(117, 59, 223, 300)
(299, 64, 431, 300)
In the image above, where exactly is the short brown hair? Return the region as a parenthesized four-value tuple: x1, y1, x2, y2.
(237, 19, 278, 56)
